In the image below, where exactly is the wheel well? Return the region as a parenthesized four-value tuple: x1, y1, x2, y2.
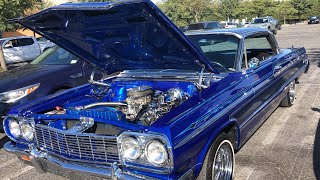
(222, 122, 239, 151)
(195, 122, 239, 178)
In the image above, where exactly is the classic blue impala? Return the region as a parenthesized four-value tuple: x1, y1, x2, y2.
(3, 0, 309, 179)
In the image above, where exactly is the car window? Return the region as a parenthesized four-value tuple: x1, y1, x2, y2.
(31, 46, 79, 65)
(4, 38, 34, 48)
(17, 38, 34, 46)
(242, 35, 275, 69)
(187, 34, 239, 72)
(254, 18, 268, 24)
(187, 23, 205, 30)
(206, 22, 219, 29)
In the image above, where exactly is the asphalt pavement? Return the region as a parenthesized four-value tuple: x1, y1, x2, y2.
(0, 23, 319, 180)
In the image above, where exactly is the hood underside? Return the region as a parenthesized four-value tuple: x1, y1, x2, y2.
(18, 0, 218, 74)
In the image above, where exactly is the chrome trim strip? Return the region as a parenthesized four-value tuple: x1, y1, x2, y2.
(174, 62, 307, 149)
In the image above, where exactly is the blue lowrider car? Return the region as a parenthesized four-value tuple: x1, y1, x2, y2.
(3, 0, 309, 179)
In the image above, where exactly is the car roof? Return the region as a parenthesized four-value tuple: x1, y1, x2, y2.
(0, 36, 34, 41)
(185, 28, 270, 39)
(189, 21, 219, 25)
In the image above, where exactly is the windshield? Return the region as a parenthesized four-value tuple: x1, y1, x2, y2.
(187, 34, 240, 72)
(187, 23, 205, 30)
(31, 46, 79, 65)
(254, 18, 268, 24)
(310, 16, 318, 20)
(205, 22, 222, 29)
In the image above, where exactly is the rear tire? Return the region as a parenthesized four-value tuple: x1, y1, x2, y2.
(197, 133, 235, 180)
(280, 81, 296, 107)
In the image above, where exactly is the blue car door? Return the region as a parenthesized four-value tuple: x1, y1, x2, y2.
(238, 33, 280, 143)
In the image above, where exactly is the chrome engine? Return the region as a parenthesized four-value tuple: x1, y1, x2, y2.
(46, 84, 191, 126)
(123, 86, 189, 125)
(124, 86, 153, 121)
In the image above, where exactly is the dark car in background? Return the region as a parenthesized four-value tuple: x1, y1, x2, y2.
(0, 46, 97, 131)
(308, 16, 319, 24)
(186, 21, 224, 31)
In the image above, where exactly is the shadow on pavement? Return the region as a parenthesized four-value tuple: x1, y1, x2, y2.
(0, 136, 9, 149)
(311, 108, 320, 113)
(307, 49, 320, 68)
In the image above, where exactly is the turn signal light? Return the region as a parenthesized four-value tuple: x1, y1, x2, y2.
(21, 155, 31, 161)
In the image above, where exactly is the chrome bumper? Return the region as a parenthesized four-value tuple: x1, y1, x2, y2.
(4, 142, 154, 180)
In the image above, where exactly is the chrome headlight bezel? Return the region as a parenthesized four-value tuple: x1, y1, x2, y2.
(20, 121, 35, 141)
(0, 83, 40, 104)
(117, 132, 173, 173)
(4, 116, 35, 143)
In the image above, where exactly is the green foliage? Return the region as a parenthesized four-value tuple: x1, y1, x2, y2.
(159, 0, 320, 25)
(214, 0, 239, 21)
(290, 0, 313, 20)
(0, 0, 42, 32)
(158, 0, 212, 26)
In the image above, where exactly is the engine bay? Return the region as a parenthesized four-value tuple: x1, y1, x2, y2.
(45, 78, 200, 126)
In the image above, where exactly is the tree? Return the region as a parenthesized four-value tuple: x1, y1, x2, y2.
(274, 1, 295, 24)
(158, 0, 212, 26)
(290, 0, 313, 21)
(0, 0, 42, 31)
(215, 0, 239, 21)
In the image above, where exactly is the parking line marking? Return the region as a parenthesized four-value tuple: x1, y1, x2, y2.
(0, 159, 18, 169)
(2, 166, 33, 180)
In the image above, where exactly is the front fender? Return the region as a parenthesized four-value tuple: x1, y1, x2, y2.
(192, 119, 240, 177)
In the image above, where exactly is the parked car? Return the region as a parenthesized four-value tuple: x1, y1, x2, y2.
(220, 21, 237, 29)
(308, 16, 320, 24)
(0, 45, 98, 132)
(36, 37, 55, 52)
(243, 21, 250, 27)
(249, 16, 278, 34)
(275, 19, 282, 30)
(3, 1, 309, 180)
(186, 21, 224, 31)
(0, 36, 55, 65)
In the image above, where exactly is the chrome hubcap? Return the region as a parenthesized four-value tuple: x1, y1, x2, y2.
(288, 82, 296, 104)
(213, 141, 234, 180)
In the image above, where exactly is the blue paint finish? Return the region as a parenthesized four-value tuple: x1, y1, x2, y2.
(3, 1, 310, 179)
(17, 0, 219, 74)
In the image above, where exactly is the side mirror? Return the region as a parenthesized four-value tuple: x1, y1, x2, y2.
(249, 57, 260, 69)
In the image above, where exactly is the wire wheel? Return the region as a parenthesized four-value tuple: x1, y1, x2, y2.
(212, 140, 234, 180)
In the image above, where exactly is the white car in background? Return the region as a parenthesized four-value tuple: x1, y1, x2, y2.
(220, 21, 237, 29)
(1, 36, 55, 65)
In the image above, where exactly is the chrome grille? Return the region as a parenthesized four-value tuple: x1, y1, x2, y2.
(35, 124, 119, 164)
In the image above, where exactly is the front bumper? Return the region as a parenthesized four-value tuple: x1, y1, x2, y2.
(4, 141, 156, 180)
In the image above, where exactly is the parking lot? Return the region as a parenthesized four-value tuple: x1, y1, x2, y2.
(0, 23, 319, 180)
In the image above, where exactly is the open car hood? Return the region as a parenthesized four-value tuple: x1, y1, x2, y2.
(18, 0, 218, 74)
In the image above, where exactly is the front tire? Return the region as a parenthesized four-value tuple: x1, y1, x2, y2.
(280, 81, 296, 107)
(198, 133, 235, 180)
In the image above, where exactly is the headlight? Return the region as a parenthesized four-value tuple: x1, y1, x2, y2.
(21, 122, 34, 141)
(146, 140, 168, 165)
(121, 137, 141, 161)
(118, 132, 173, 173)
(0, 83, 40, 103)
(8, 120, 21, 138)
